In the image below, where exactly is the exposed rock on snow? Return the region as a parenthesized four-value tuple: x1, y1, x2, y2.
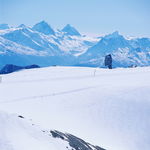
(51, 130, 106, 150)
(0, 111, 105, 150)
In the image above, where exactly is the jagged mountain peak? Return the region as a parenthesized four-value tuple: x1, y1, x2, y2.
(104, 31, 123, 39)
(111, 31, 119, 35)
(18, 24, 27, 28)
(62, 24, 81, 36)
(32, 21, 55, 35)
(35, 20, 49, 27)
(0, 23, 9, 30)
(64, 24, 72, 28)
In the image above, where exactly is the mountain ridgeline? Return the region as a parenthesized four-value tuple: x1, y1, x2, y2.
(0, 21, 150, 68)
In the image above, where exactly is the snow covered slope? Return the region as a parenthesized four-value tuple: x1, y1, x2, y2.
(0, 111, 105, 150)
(0, 22, 98, 56)
(0, 111, 69, 150)
(0, 35, 75, 69)
(0, 24, 10, 30)
(0, 66, 150, 150)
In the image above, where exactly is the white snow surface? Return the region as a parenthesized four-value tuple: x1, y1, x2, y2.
(0, 111, 72, 150)
(0, 36, 43, 56)
(0, 66, 150, 150)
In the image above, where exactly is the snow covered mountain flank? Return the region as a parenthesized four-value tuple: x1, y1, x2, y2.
(0, 21, 150, 68)
(0, 21, 98, 68)
(0, 24, 9, 30)
(0, 66, 150, 150)
(79, 31, 150, 67)
(32, 21, 55, 35)
(62, 24, 81, 36)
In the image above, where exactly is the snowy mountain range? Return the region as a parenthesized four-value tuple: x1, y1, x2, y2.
(78, 31, 150, 67)
(0, 21, 150, 68)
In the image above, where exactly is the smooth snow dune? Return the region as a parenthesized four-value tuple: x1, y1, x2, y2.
(0, 66, 150, 150)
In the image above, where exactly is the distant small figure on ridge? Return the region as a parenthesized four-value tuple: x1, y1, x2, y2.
(105, 54, 112, 69)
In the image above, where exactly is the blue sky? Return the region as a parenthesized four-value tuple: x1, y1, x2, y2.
(0, 0, 150, 37)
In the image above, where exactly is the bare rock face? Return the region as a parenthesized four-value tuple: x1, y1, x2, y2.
(0, 64, 40, 74)
(62, 24, 81, 36)
(32, 21, 55, 35)
(105, 54, 112, 69)
(50, 130, 106, 150)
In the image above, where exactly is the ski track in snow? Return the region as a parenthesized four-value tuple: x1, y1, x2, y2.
(0, 86, 98, 104)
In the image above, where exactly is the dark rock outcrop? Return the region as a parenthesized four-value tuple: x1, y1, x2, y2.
(0, 64, 40, 74)
(18, 115, 24, 119)
(0, 64, 23, 74)
(104, 54, 112, 69)
(50, 130, 106, 150)
(24, 64, 40, 69)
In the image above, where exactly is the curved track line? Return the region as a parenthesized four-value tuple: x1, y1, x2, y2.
(0, 86, 98, 104)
